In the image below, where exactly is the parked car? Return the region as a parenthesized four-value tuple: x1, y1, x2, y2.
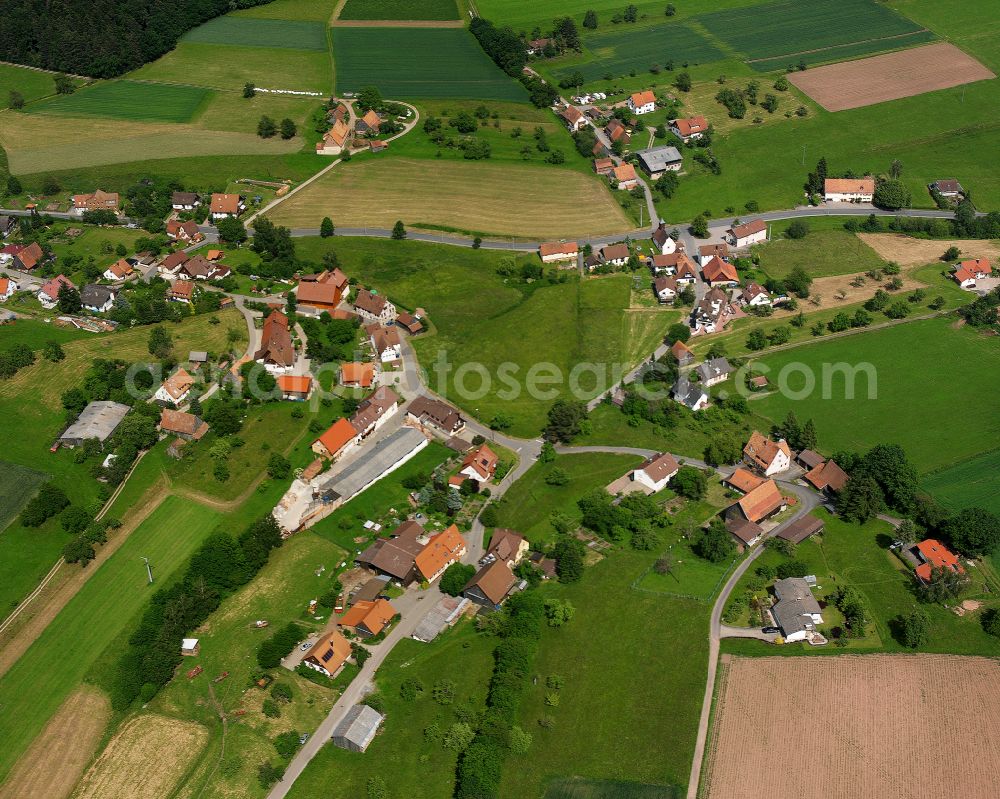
(762, 626, 781, 634)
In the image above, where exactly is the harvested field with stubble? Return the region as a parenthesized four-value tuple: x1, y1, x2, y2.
(858, 233, 1000, 268)
(73, 714, 207, 799)
(789, 42, 995, 111)
(704, 654, 1000, 799)
(0, 686, 109, 799)
(268, 157, 631, 238)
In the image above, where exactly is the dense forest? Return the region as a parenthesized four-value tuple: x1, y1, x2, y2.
(0, 0, 273, 77)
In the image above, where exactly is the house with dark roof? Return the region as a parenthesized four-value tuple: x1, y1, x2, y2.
(778, 515, 824, 544)
(741, 282, 771, 307)
(332, 704, 384, 752)
(697, 242, 729, 267)
(481, 528, 528, 567)
(727, 219, 767, 249)
(464, 559, 518, 610)
(672, 378, 709, 411)
(407, 395, 465, 435)
(80, 284, 115, 313)
(772, 577, 824, 642)
(634, 146, 682, 179)
(350, 386, 400, 440)
(930, 179, 964, 198)
(651, 222, 677, 256)
(696, 357, 733, 387)
(653, 275, 677, 303)
(356, 520, 427, 584)
(171, 191, 200, 210)
(692, 287, 730, 333)
(354, 288, 396, 323)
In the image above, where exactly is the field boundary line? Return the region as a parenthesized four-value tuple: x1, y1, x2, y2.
(745, 28, 934, 63)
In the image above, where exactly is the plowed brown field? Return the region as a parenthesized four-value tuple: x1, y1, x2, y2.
(704, 654, 1000, 799)
(789, 43, 995, 111)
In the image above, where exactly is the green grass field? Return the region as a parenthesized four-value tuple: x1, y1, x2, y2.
(697, 0, 929, 64)
(749, 29, 937, 72)
(756, 227, 886, 279)
(0, 317, 92, 352)
(338, 0, 460, 21)
(493, 452, 642, 545)
(922, 450, 1000, 516)
(183, 16, 329, 50)
(0, 64, 62, 104)
(332, 28, 527, 100)
(291, 239, 661, 434)
(0, 496, 221, 782)
(751, 317, 1000, 474)
(285, 621, 495, 799)
(551, 22, 724, 83)
(131, 42, 332, 93)
(0, 461, 47, 532)
(233, 0, 340, 21)
(27, 80, 211, 122)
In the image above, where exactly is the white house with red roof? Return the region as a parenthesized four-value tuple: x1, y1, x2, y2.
(743, 431, 792, 476)
(952, 258, 991, 288)
(670, 115, 708, 142)
(728, 218, 767, 248)
(612, 163, 638, 190)
(741, 282, 771, 306)
(37, 275, 75, 309)
(631, 452, 679, 492)
(457, 443, 498, 485)
(0, 277, 16, 301)
(824, 177, 874, 203)
(627, 90, 656, 115)
(559, 105, 586, 132)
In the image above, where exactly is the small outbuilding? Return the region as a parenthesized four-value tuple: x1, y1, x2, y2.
(181, 638, 200, 656)
(331, 704, 384, 752)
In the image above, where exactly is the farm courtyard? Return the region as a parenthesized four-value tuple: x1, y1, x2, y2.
(705, 654, 1000, 799)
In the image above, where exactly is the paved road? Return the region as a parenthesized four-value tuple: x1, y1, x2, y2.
(684, 479, 820, 799)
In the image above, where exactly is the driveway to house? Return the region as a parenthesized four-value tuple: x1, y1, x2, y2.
(719, 623, 778, 642)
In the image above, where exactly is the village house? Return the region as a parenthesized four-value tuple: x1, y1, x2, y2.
(159, 408, 209, 440)
(155, 367, 196, 405)
(777, 515, 824, 545)
(670, 339, 694, 366)
(297, 267, 349, 311)
(913, 539, 964, 584)
(481, 528, 528, 568)
(350, 386, 399, 440)
(103, 258, 135, 281)
(171, 191, 200, 211)
(771, 577, 824, 642)
(71, 189, 119, 217)
(0, 277, 16, 301)
(741, 282, 771, 306)
(464, 559, 518, 610)
(600, 242, 630, 267)
(728, 218, 767, 248)
(277, 374, 313, 401)
(316, 118, 350, 155)
(312, 417, 360, 460)
(631, 452, 680, 492)
(539, 241, 578, 265)
(669, 115, 708, 142)
(604, 118, 631, 147)
(674, 254, 699, 284)
(407, 395, 465, 436)
(691, 287, 730, 333)
(743, 431, 792, 476)
(804, 459, 849, 494)
(702, 256, 739, 287)
(37, 274, 75, 309)
(355, 109, 382, 135)
(697, 242, 729, 267)
(353, 288, 396, 323)
(651, 222, 677, 256)
(14, 241, 44, 271)
(0, 243, 24, 265)
(158, 251, 189, 278)
(456, 443, 498, 486)
(356, 520, 427, 584)
(254, 310, 295, 373)
(526, 37, 551, 54)
(653, 276, 678, 303)
(559, 105, 586, 132)
(368, 324, 402, 363)
(824, 177, 874, 203)
(672, 377, 709, 411)
(635, 145, 683, 179)
(302, 628, 351, 678)
(930, 179, 964, 199)
(396, 311, 423, 335)
(166, 219, 202, 244)
(178, 254, 230, 281)
(415, 525, 467, 583)
(952, 258, 991, 288)
(80, 284, 115, 313)
(339, 599, 397, 638)
(209, 193, 245, 220)
(627, 90, 656, 115)
(168, 280, 194, 303)
(725, 478, 786, 547)
(340, 361, 376, 388)
(723, 467, 765, 495)
(593, 157, 615, 176)
(611, 163, 639, 190)
(696, 357, 733, 387)
(650, 252, 679, 274)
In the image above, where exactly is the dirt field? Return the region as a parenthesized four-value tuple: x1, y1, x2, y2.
(267, 157, 631, 238)
(703, 654, 1000, 799)
(0, 686, 109, 799)
(858, 233, 1000, 268)
(789, 43, 995, 111)
(73, 714, 208, 799)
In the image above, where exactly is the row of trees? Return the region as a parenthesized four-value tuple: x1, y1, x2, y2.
(108, 514, 283, 711)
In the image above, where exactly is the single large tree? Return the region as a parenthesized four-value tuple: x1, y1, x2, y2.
(543, 399, 588, 443)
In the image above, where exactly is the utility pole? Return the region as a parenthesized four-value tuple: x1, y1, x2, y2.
(141, 557, 153, 585)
